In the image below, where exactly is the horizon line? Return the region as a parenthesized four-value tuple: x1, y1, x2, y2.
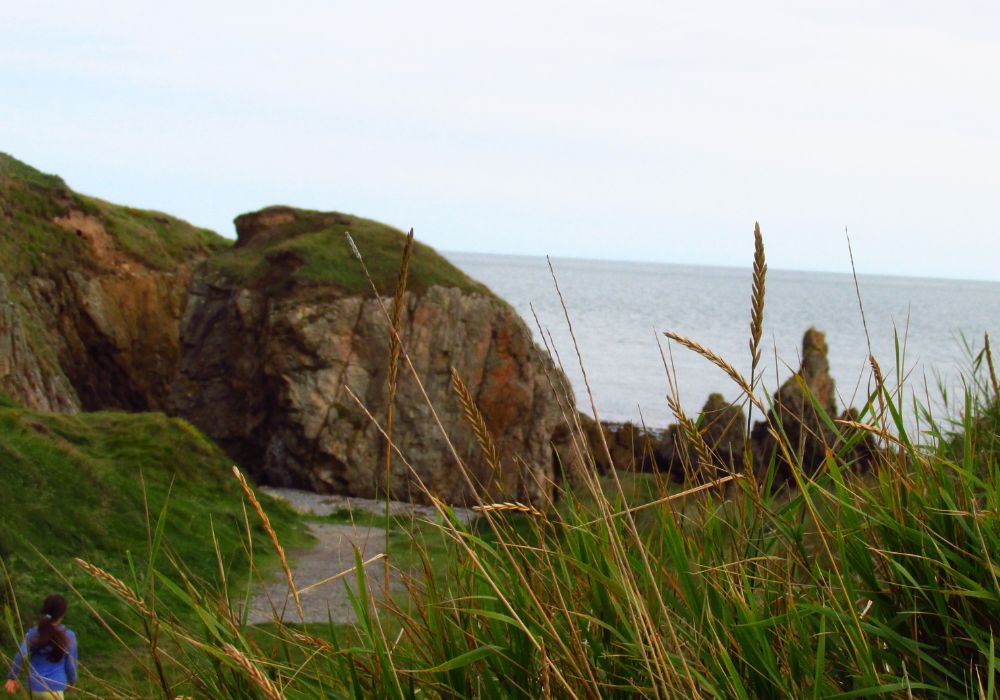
(443, 248, 1000, 286)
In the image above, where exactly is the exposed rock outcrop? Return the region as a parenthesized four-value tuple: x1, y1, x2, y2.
(577, 330, 871, 488)
(695, 392, 746, 475)
(171, 207, 573, 506)
(751, 327, 838, 482)
(651, 393, 746, 480)
(834, 407, 879, 473)
(574, 416, 657, 474)
(0, 274, 78, 412)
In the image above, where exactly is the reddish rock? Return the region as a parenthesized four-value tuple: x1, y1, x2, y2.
(0, 156, 221, 412)
(171, 207, 575, 506)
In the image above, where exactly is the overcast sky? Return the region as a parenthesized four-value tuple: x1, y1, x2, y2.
(3, 1, 999, 279)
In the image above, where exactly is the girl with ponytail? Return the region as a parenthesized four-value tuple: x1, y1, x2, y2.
(5, 594, 77, 698)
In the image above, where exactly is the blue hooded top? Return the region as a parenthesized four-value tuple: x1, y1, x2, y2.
(6, 625, 78, 692)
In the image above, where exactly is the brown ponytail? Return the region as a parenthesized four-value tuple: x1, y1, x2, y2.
(29, 594, 69, 662)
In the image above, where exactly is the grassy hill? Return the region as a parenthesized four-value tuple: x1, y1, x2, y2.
(0, 393, 307, 690)
(204, 206, 492, 297)
(0, 152, 229, 278)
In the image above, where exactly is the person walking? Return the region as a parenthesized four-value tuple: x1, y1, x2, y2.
(4, 594, 77, 698)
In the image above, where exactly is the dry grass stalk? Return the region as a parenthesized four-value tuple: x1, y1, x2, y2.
(75, 558, 151, 616)
(451, 367, 503, 476)
(869, 354, 886, 395)
(389, 229, 415, 384)
(666, 394, 715, 479)
(343, 385, 586, 692)
(986, 332, 999, 400)
(296, 552, 387, 594)
(346, 242, 589, 698)
(846, 231, 889, 432)
(385, 232, 415, 453)
(471, 502, 544, 516)
(580, 474, 742, 526)
(343, 233, 486, 502)
(835, 419, 904, 447)
(384, 228, 414, 599)
(287, 629, 335, 654)
(546, 257, 683, 698)
(531, 304, 600, 492)
(221, 643, 283, 700)
(232, 466, 304, 623)
(664, 331, 765, 414)
(344, 232, 363, 262)
(868, 353, 889, 435)
(749, 222, 766, 382)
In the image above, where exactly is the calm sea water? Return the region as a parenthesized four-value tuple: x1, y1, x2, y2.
(447, 252, 1000, 430)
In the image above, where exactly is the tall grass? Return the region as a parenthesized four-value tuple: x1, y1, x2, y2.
(50, 229, 1000, 698)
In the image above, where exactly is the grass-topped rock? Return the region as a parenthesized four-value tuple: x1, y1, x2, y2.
(174, 206, 575, 505)
(202, 205, 488, 296)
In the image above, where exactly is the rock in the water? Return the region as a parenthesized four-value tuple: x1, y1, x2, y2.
(836, 408, 879, 474)
(171, 207, 574, 506)
(652, 393, 745, 481)
(697, 393, 746, 476)
(752, 328, 838, 483)
(575, 417, 659, 474)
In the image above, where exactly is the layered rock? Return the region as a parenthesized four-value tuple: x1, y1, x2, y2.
(171, 207, 573, 506)
(0, 153, 227, 412)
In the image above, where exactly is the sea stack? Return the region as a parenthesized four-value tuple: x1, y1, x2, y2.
(751, 327, 838, 482)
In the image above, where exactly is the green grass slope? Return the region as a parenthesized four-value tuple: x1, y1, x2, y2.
(204, 206, 491, 297)
(0, 152, 229, 278)
(0, 398, 307, 689)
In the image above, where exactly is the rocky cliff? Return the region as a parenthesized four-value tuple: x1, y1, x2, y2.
(0, 155, 574, 505)
(171, 207, 573, 506)
(0, 153, 228, 412)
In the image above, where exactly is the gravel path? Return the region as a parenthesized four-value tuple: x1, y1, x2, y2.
(246, 488, 476, 625)
(260, 487, 477, 524)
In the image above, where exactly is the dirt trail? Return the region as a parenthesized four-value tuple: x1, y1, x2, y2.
(246, 488, 475, 625)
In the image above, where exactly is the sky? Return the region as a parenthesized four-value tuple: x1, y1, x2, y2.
(2, 1, 999, 280)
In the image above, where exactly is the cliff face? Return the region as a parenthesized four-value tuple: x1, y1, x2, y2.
(171, 207, 572, 506)
(0, 273, 78, 412)
(0, 153, 228, 412)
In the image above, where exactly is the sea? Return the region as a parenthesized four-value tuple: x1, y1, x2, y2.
(446, 252, 1000, 432)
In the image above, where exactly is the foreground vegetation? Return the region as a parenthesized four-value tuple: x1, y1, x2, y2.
(107, 382, 995, 699)
(27, 225, 999, 699)
(0, 396, 305, 693)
